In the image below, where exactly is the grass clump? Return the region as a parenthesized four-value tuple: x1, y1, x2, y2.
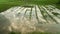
(9, 31, 21, 34)
(9, 31, 60, 34)
(27, 31, 52, 34)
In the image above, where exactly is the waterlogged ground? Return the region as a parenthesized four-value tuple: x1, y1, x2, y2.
(0, 5, 60, 34)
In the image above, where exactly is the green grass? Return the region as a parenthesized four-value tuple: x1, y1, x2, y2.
(9, 31, 21, 34)
(9, 31, 51, 34)
(0, 0, 60, 12)
(27, 32, 51, 34)
(9, 31, 60, 34)
(0, 1, 25, 12)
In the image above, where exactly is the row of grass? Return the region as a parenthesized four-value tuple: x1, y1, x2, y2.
(9, 31, 60, 34)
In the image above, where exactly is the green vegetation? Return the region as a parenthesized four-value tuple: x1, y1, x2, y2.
(9, 31, 60, 34)
(9, 31, 21, 34)
(0, 0, 60, 12)
(9, 31, 51, 34)
(0, 1, 24, 12)
(0, 0, 60, 34)
(27, 32, 50, 34)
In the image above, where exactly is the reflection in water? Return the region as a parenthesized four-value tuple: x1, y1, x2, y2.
(0, 14, 11, 34)
(0, 5, 60, 34)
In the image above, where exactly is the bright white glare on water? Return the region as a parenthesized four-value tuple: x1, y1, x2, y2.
(0, 5, 60, 34)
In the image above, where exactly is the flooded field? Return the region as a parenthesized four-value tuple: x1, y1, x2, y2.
(0, 5, 60, 34)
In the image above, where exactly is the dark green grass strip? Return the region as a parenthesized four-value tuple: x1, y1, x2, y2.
(46, 6, 60, 18)
(16, 7, 25, 17)
(9, 31, 21, 34)
(38, 5, 49, 24)
(22, 8, 28, 19)
(42, 6, 59, 24)
(29, 7, 32, 20)
(24, 9, 28, 16)
(27, 31, 53, 34)
(35, 6, 43, 24)
(17, 7, 25, 14)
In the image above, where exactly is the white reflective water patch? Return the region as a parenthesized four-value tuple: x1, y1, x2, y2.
(0, 5, 60, 33)
(42, 6, 60, 23)
(0, 5, 60, 24)
(35, 5, 47, 24)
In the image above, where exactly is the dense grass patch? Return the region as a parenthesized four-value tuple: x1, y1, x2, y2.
(27, 31, 52, 34)
(0, 0, 60, 12)
(9, 31, 51, 34)
(0, 1, 25, 12)
(9, 31, 60, 34)
(9, 31, 21, 34)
